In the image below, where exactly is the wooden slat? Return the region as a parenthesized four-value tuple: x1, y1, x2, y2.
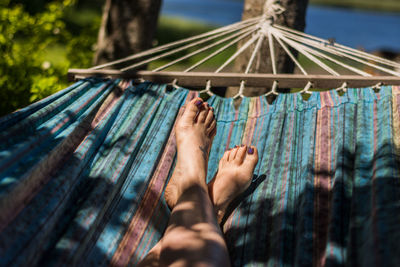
(68, 69, 400, 89)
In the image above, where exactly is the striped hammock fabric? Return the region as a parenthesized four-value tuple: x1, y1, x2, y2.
(1, 78, 400, 266)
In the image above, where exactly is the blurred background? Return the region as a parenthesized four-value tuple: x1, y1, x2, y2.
(1, 0, 399, 115)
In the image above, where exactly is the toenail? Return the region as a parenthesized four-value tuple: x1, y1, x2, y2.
(195, 100, 203, 106)
(248, 147, 254, 154)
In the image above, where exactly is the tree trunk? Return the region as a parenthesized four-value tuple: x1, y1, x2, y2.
(94, 0, 162, 67)
(226, 0, 309, 97)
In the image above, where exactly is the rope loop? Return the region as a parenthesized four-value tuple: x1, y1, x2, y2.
(129, 78, 145, 87)
(199, 80, 214, 96)
(170, 79, 180, 89)
(372, 82, 383, 93)
(265, 80, 279, 96)
(233, 80, 246, 99)
(263, 0, 286, 22)
(335, 82, 348, 94)
(301, 81, 313, 95)
(205, 80, 212, 91)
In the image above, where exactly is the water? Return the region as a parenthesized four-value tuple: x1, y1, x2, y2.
(161, 0, 400, 52)
(161, 0, 243, 26)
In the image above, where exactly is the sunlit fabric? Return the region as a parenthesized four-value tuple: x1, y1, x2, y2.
(1, 78, 400, 266)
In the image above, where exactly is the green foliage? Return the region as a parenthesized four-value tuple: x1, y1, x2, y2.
(0, 0, 70, 115)
(65, 19, 99, 68)
(0, 0, 99, 116)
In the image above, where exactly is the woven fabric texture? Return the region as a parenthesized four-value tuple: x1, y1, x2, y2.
(1, 78, 400, 266)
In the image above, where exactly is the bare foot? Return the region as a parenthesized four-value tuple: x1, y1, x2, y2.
(164, 97, 217, 209)
(140, 145, 255, 266)
(208, 145, 259, 223)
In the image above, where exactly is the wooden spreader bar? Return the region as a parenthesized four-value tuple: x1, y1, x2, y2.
(68, 69, 400, 89)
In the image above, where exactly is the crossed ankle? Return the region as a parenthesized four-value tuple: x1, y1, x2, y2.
(213, 201, 230, 222)
(180, 179, 209, 194)
(215, 207, 226, 224)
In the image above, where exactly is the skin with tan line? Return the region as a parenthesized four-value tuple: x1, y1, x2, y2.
(138, 98, 258, 267)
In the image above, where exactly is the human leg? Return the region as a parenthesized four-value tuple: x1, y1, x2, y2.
(138, 98, 259, 266)
(139, 144, 259, 267)
(138, 97, 221, 266)
(160, 145, 259, 266)
(159, 97, 227, 266)
(208, 145, 259, 223)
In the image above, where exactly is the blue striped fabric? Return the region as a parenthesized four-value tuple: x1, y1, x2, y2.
(0, 78, 400, 266)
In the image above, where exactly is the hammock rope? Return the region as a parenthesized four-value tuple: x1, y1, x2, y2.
(183, 28, 257, 73)
(122, 21, 259, 72)
(91, 17, 261, 70)
(70, 0, 400, 94)
(273, 23, 400, 69)
(276, 27, 400, 76)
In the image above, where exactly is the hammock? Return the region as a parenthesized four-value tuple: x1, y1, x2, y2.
(3, 0, 400, 265)
(1, 78, 400, 266)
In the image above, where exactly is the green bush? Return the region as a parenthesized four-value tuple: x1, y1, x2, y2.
(0, 0, 98, 116)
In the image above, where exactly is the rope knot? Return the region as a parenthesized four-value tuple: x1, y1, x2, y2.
(263, 0, 286, 23)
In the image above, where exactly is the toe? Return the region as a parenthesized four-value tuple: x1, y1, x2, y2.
(182, 97, 202, 122)
(222, 150, 230, 162)
(205, 106, 215, 127)
(234, 145, 247, 165)
(177, 106, 185, 118)
(209, 126, 217, 138)
(225, 148, 234, 162)
(196, 103, 209, 123)
(206, 119, 216, 137)
(219, 150, 230, 168)
(244, 146, 259, 168)
(192, 97, 203, 105)
(228, 146, 239, 161)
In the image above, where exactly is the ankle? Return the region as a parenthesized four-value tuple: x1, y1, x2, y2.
(181, 177, 208, 194)
(214, 205, 227, 224)
(176, 160, 207, 182)
(177, 183, 210, 206)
